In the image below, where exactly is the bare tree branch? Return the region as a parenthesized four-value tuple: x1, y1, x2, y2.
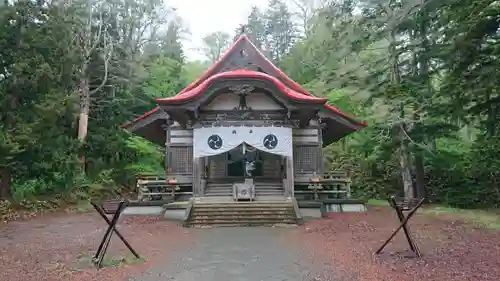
(90, 26, 113, 95)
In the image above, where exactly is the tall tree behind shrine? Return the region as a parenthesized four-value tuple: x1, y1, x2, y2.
(68, 0, 179, 172)
(199, 31, 232, 63)
(0, 0, 184, 198)
(234, 1, 297, 62)
(1, 0, 499, 208)
(277, 0, 500, 204)
(264, 0, 297, 63)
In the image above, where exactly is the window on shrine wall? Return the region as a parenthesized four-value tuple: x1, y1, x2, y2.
(293, 145, 318, 173)
(169, 146, 193, 174)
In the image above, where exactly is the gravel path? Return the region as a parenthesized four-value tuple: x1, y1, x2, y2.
(0, 212, 192, 281)
(3, 205, 496, 281)
(129, 226, 334, 281)
(0, 212, 336, 281)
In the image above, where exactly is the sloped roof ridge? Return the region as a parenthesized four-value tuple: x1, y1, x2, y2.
(155, 69, 328, 104)
(122, 35, 367, 129)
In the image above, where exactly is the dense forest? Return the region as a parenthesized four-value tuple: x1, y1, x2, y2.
(0, 0, 499, 213)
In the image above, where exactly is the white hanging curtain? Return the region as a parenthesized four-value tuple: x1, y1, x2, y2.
(193, 126, 293, 159)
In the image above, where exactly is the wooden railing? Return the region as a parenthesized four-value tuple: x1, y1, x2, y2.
(135, 173, 192, 201)
(294, 170, 351, 199)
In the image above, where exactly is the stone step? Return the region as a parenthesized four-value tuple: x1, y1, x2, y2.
(191, 210, 295, 217)
(205, 189, 284, 193)
(204, 190, 232, 194)
(188, 219, 298, 226)
(194, 196, 287, 202)
(204, 189, 284, 194)
(191, 214, 296, 220)
(203, 192, 285, 197)
(205, 185, 283, 190)
(194, 202, 291, 207)
(206, 185, 283, 189)
(193, 203, 292, 208)
(193, 207, 294, 211)
(186, 200, 298, 227)
(207, 183, 281, 186)
(205, 188, 284, 191)
(190, 219, 296, 224)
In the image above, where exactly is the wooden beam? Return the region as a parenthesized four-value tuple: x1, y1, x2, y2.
(283, 155, 294, 198)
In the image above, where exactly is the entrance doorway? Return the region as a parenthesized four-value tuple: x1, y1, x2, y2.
(226, 144, 263, 177)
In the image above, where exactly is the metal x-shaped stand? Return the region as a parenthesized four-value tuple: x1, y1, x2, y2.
(91, 200, 140, 269)
(375, 196, 425, 258)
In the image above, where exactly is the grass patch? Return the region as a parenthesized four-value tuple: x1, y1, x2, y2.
(423, 206, 500, 230)
(74, 253, 145, 270)
(65, 200, 93, 213)
(366, 198, 500, 230)
(101, 255, 146, 268)
(367, 199, 389, 206)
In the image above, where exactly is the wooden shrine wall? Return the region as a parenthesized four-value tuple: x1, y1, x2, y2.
(208, 154, 226, 179)
(166, 124, 193, 183)
(165, 123, 323, 183)
(292, 126, 323, 183)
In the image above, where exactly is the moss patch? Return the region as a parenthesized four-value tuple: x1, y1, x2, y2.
(366, 199, 389, 207)
(366, 198, 500, 231)
(73, 252, 146, 270)
(65, 200, 93, 213)
(423, 206, 500, 231)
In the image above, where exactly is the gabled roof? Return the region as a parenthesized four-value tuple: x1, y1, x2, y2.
(166, 35, 366, 126)
(122, 106, 161, 128)
(155, 69, 328, 104)
(122, 34, 367, 145)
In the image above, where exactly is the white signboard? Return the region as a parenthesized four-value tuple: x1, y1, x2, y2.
(193, 126, 293, 158)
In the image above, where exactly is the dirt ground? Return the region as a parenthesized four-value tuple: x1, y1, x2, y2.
(1, 206, 499, 281)
(296, 206, 500, 281)
(0, 212, 192, 281)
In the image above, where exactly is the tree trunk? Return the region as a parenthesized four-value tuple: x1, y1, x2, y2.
(400, 130, 414, 198)
(388, 22, 413, 199)
(78, 75, 90, 170)
(0, 167, 12, 199)
(414, 152, 427, 198)
(78, 76, 90, 142)
(400, 104, 414, 199)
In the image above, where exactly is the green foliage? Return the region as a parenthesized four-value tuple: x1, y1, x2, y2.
(142, 55, 184, 98)
(123, 136, 164, 176)
(278, 0, 500, 208)
(1, 0, 499, 216)
(181, 60, 210, 84)
(199, 31, 231, 63)
(0, 0, 184, 207)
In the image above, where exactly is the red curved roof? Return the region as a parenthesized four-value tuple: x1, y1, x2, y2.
(243, 39, 366, 126)
(123, 34, 367, 129)
(156, 69, 328, 104)
(174, 35, 366, 126)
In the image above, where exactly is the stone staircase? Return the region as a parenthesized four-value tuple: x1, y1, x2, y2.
(185, 200, 298, 227)
(204, 182, 284, 197)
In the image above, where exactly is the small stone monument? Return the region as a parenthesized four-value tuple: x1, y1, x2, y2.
(233, 179, 255, 201)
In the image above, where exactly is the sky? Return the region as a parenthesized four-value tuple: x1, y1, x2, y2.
(168, 0, 269, 61)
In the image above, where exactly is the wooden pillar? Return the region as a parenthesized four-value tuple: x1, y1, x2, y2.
(283, 155, 294, 198)
(192, 157, 203, 197)
(317, 125, 324, 175)
(164, 126, 170, 174)
(200, 157, 206, 196)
